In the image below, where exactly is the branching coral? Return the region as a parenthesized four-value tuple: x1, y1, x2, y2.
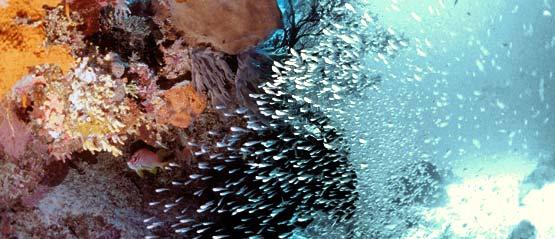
(128, 62, 159, 102)
(159, 39, 192, 80)
(0, 0, 75, 98)
(44, 5, 85, 51)
(99, 10, 151, 49)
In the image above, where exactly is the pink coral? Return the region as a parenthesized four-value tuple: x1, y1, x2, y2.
(159, 39, 192, 80)
(0, 105, 31, 159)
(129, 62, 159, 101)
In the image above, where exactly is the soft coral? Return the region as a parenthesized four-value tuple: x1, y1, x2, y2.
(0, 103, 31, 159)
(66, 0, 130, 36)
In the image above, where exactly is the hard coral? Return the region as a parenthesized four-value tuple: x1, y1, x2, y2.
(43, 5, 85, 51)
(23, 59, 143, 159)
(0, 0, 74, 98)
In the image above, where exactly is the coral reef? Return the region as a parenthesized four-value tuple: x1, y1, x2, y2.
(2, 154, 152, 239)
(18, 61, 142, 159)
(0, 0, 74, 98)
(0, 0, 406, 238)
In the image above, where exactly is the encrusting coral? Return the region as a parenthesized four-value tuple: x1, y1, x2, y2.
(0, 0, 75, 98)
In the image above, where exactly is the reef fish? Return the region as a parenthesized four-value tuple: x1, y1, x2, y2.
(128, 149, 167, 177)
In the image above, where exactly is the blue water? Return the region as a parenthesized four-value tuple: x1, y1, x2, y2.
(292, 0, 555, 238)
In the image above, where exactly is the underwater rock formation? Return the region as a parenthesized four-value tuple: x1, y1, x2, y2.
(508, 220, 537, 239)
(166, 0, 282, 54)
(519, 155, 555, 203)
(1, 154, 151, 239)
(387, 160, 444, 206)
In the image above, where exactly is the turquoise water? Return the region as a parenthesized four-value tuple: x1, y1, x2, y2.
(291, 0, 555, 238)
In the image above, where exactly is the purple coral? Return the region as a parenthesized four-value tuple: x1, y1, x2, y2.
(160, 39, 192, 80)
(234, 51, 268, 114)
(128, 62, 159, 102)
(190, 48, 237, 108)
(190, 48, 269, 112)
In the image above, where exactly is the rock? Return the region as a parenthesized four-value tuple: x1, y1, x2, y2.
(519, 156, 555, 203)
(508, 220, 536, 239)
(166, 0, 282, 55)
(39, 160, 70, 187)
(387, 160, 445, 206)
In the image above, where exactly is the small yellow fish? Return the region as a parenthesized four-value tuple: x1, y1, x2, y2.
(127, 149, 167, 177)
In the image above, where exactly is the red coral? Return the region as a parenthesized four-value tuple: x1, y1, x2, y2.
(160, 39, 192, 80)
(68, 0, 127, 36)
(0, 213, 12, 238)
(129, 63, 159, 101)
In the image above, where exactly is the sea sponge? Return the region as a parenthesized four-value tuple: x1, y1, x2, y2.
(165, 0, 281, 55)
(155, 82, 207, 128)
(0, 0, 74, 99)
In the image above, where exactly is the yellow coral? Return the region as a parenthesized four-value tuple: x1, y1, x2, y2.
(0, 0, 74, 98)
